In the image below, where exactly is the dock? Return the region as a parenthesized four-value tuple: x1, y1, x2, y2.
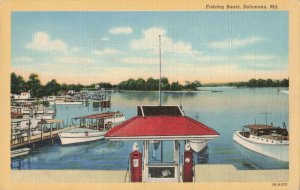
(11, 119, 78, 149)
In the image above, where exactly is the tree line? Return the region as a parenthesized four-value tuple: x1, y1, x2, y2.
(226, 78, 289, 88)
(11, 73, 85, 98)
(11, 72, 289, 98)
(118, 77, 201, 91)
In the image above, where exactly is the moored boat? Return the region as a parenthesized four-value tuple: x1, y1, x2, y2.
(11, 148, 30, 158)
(233, 123, 288, 162)
(58, 111, 125, 145)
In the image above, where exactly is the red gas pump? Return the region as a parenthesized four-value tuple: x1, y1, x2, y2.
(182, 143, 194, 182)
(130, 143, 142, 182)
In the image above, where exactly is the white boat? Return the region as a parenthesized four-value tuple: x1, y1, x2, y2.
(59, 128, 106, 145)
(59, 112, 126, 145)
(233, 124, 288, 162)
(55, 101, 82, 105)
(11, 148, 30, 158)
(279, 90, 289, 94)
(188, 140, 207, 153)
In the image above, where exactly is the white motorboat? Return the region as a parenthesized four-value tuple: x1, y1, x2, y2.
(188, 140, 207, 153)
(11, 148, 30, 158)
(59, 128, 106, 145)
(59, 111, 126, 145)
(233, 124, 288, 162)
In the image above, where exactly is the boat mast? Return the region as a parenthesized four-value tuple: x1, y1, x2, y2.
(261, 112, 272, 125)
(159, 35, 162, 106)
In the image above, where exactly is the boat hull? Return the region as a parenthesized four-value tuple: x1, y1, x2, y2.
(189, 140, 207, 153)
(59, 129, 106, 145)
(233, 131, 288, 162)
(55, 101, 82, 105)
(11, 148, 30, 158)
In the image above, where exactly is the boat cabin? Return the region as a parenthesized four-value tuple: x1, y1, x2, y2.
(72, 112, 124, 131)
(105, 106, 219, 182)
(241, 124, 288, 140)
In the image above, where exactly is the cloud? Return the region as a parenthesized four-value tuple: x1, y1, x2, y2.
(101, 37, 110, 41)
(130, 27, 197, 55)
(92, 48, 121, 56)
(240, 54, 274, 61)
(55, 56, 94, 65)
(26, 32, 67, 51)
(197, 54, 275, 63)
(120, 57, 158, 65)
(70, 47, 81, 53)
(15, 56, 33, 62)
(109, 27, 133, 35)
(210, 36, 264, 49)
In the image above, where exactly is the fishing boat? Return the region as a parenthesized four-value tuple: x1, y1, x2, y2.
(233, 123, 288, 162)
(59, 111, 125, 145)
(11, 148, 30, 158)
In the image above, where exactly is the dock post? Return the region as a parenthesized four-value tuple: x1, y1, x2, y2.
(50, 123, 53, 138)
(32, 143, 35, 150)
(41, 123, 44, 140)
(28, 120, 31, 143)
(11, 126, 13, 145)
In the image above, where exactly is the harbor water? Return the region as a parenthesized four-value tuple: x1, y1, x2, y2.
(11, 87, 289, 170)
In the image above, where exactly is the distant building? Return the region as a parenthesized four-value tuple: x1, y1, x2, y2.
(13, 91, 31, 100)
(67, 90, 75, 95)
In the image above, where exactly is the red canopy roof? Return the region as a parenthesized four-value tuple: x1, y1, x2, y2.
(73, 112, 120, 119)
(105, 116, 219, 141)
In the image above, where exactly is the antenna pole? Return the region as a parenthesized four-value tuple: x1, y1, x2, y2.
(159, 35, 162, 106)
(261, 112, 272, 125)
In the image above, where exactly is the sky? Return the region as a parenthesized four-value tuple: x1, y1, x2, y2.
(11, 11, 288, 85)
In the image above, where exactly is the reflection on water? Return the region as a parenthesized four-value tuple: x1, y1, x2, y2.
(11, 88, 288, 170)
(193, 147, 209, 164)
(232, 142, 288, 170)
(11, 157, 31, 169)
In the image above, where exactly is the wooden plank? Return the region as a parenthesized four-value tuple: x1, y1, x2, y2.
(11, 125, 79, 149)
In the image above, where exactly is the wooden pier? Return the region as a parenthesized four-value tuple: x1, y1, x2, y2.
(11, 119, 78, 149)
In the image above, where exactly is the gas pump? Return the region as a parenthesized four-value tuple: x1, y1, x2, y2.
(182, 143, 194, 182)
(130, 143, 142, 182)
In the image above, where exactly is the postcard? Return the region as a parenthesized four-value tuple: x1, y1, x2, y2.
(0, 0, 299, 190)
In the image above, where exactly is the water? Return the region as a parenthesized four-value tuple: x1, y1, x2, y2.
(11, 87, 289, 170)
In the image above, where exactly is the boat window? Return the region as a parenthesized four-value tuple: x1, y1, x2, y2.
(280, 141, 282, 143)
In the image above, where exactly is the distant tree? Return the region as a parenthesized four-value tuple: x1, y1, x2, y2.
(26, 73, 42, 98)
(146, 77, 158, 90)
(247, 79, 257, 87)
(170, 81, 183, 91)
(161, 77, 170, 90)
(11, 72, 26, 94)
(281, 78, 289, 87)
(118, 81, 128, 90)
(135, 78, 146, 90)
(43, 79, 61, 96)
(98, 82, 112, 89)
(127, 79, 136, 90)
